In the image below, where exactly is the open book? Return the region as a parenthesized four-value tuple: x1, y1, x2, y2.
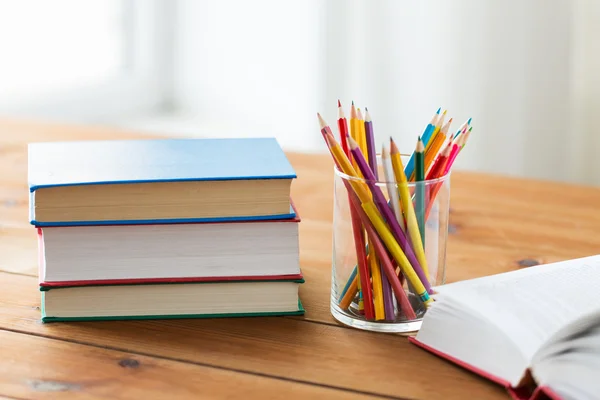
(410, 255, 600, 400)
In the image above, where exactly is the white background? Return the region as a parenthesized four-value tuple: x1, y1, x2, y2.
(1, 0, 599, 185)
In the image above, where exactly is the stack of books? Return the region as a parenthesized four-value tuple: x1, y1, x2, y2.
(28, 138, 304, 322)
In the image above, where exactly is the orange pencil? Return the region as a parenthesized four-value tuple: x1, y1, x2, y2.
(423, 118, 452, 175)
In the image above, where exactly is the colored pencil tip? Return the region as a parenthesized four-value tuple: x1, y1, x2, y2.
(338, 99, 341, 107)
(442, 109, 447, 115)
(389, 137, 399, 154)
(351, 100, 355, 106)
(381, 143, 390, 158)
(347, 135, 359, 149)
(467, 117, 472, 125)
(416, 137, 425, 152)
(317, 112, 328, 129)
(436, 107, 441, 114)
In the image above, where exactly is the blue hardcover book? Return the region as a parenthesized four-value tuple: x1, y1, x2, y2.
(28, 138, 297, 226)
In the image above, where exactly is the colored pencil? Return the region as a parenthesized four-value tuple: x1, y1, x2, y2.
(424, 118, 452, 174)
(409, 110, 445, 181)
(348, 136, 432, 294)
(356, 108, 368, 160)
(364, 108, 377, 176)
(445, 134, 464, 175)
(424, 130, 470, 220)
(335, 102, 365, 308)
(426, 138, 453, 181)
(390, 138, 430, 281)
(382, 144, 404, 231)
(414, 137, 426, 246)
(363, 108, 395, 319)
(369, 248, 385, 320)
(346, 187, 417, 319)
(349, 102, 362, 171)
(461, 126, 473, 149)
(337, 100, 350, 156)
(452, 118, 472, 141)
(318, 114, 374, 319)
(339, 274, 358, 310)
(405, 108, 440, 179)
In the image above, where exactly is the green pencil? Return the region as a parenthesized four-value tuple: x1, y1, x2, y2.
(415, 137, 426, 246)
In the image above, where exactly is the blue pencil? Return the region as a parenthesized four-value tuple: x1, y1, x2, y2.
(404, 108, 440, 178)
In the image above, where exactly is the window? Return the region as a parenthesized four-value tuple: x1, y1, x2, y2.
(0, 0, 168, 121)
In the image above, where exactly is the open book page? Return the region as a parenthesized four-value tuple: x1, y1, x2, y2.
(531, 319, 600, 400)
(432, 255, 600, 383)
(416, 295, 528, 385)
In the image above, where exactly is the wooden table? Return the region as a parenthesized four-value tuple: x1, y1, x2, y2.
(2, 119, 600, 399)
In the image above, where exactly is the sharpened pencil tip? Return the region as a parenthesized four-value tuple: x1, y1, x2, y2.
(338, 99, 341, 107)
(467, 117, 472, 125)
(436, 107, 441, 114)
(381, 143, 390, 158)
(351, 100, 354, 106)
(347, 135, 359, 150)
(416, 137, 425, 152)
(389, 137, 399, 154)
(317, 112, 328, 129)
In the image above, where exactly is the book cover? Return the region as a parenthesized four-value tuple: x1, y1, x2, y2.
(28, 138, 296, 191)
(409, 337, 563, 400)
(41, 298, 305, 323)
(40, 277, 305, 290)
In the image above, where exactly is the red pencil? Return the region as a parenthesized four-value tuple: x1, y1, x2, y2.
(426, 138, 453, 181)
(318, 114, 375, 319)
(337, 100, 350, 156)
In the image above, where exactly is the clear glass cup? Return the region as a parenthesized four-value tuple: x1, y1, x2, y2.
(330, 155, 451, 334)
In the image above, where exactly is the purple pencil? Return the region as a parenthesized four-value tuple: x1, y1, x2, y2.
(347, 136, 433, 295)
(362, 108, 394, 318)
(364, 108, 378, 178)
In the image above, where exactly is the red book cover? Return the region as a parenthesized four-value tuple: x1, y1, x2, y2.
(409, 337, 563, 400)
(37, 200, 303, 288)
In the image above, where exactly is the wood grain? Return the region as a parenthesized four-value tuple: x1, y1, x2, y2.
(3, 117, 600, 399)
(0, 272, 507, 400)
(0, 329, 373, 400)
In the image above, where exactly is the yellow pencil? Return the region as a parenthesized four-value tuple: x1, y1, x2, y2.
(349, 103, 362, 147)
(390, 137, 431, 281)
(323, 133, 371, 203)
(362, 201, 432, 305)
(368, 248, 385, 320)
(356, 108, 368, 161)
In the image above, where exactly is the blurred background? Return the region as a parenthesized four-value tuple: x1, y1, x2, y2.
(1, 0, 599, 184)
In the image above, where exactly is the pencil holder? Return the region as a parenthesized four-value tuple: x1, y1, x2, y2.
(330, 155, 450, 333)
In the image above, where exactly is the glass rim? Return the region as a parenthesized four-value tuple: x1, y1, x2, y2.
(332, 152, 451, 185)
(333, 166, 451, 185)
